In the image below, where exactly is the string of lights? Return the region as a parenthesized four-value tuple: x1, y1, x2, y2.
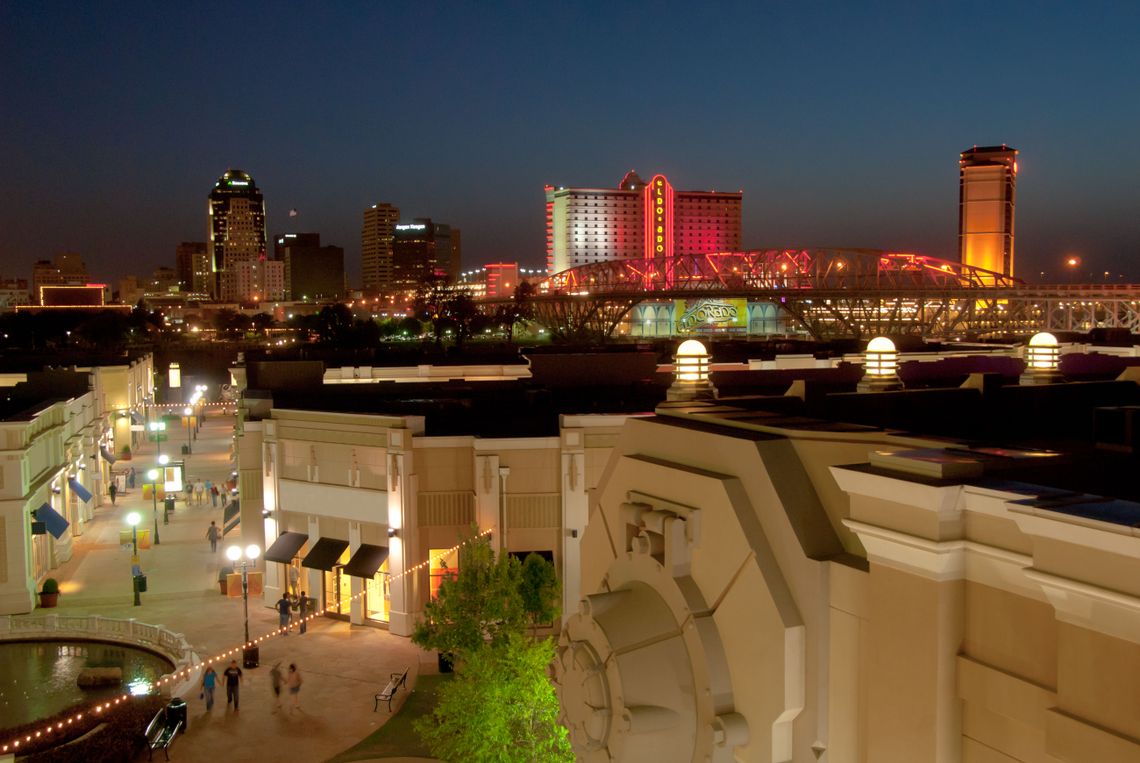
(0, 529, 490, 755)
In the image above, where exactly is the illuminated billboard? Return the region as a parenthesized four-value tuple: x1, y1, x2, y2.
(675, 298, 747, 333)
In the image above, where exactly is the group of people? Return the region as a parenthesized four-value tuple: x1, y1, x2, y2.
(199, 659, 303, 713)
(185, 478, 221, 507)
(277, 590, 313, 635)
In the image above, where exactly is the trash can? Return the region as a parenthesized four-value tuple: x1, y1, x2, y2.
(437, 651, 454, 674)
(242, 645, 259, 669)
(164, 496, 175, 523)
(181, 445, 189, 455)
(166, 697, 187, 733)
(135, 574, 147, 593)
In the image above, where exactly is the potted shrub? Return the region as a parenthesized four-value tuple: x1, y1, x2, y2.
(40, 578, 60, 608)
(119, 445, 132, 461)
(218, 566, 233, 595)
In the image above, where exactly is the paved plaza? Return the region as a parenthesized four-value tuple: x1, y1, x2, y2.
(27, 411, 438, 763)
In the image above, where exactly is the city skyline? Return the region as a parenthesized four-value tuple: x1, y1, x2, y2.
(3, 3, 1140, 286)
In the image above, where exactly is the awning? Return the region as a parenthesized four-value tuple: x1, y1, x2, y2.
(99, 445, 117, 464)
(343, 543, 389, 579)
(223, 500, 240, 535)
(68, 478, 93, 503)
(130, 411, 145, 425)
(264, 531, 308, 563)
(34, 503, 70, 540)
(302, 537, 349, 571)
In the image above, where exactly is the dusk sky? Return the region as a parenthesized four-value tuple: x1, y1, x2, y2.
(3, 2, 1139, 285)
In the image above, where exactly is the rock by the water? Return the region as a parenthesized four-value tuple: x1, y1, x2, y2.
(77, 667, 123, 688)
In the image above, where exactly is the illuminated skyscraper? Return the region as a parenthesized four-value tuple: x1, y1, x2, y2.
(392, 219, 460, 288)
(208, 169, 267, 301)
(959, 145, 1017, 279)
(544, 170, 742, 274)
(361, 203, 400, 294)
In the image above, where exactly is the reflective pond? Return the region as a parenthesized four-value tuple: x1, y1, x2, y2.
(0, 640, 173, 729)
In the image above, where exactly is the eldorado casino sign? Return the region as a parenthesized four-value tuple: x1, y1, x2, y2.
(675, 298, 748, 333)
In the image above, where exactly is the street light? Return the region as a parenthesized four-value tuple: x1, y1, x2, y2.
(126, 512, 142, 606)
(182, 406, 193, 454)
(148, 420, 167, 459)
(147, 468, 161, 545)
(226, 543, 262, 668)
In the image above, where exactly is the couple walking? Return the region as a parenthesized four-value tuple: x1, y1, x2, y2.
(270, 662, 303, 712)
(199, 659, 243, 711)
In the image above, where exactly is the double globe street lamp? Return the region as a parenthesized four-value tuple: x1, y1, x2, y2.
(226, 543, 262, 668)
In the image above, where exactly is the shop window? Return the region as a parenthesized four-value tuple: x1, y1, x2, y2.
(366, 557, 392, 623)
(429, 548, 459, 600)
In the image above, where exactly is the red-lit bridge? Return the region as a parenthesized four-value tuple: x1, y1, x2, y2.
(485, 249, 1140, 339)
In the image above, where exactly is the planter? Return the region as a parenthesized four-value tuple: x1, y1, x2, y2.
(218, 579, 228, 595)
(40, 592, 59, 608)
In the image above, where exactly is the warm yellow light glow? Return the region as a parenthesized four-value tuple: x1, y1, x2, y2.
(1027, 332, 1059, 370)
(675, 339, 710, 384)
(126, 512, 140, 527)
(864, 336, 898, 378)
(168, 363, 181, 389)
(147, 469, 159, 481)
(226, 545, 241, 562)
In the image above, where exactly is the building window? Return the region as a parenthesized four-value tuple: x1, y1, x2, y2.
(429, 548, 458, 599)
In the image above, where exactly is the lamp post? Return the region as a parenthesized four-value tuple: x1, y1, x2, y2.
(147, 468, 161, 545)
(182, 406, 193, 454)
(148, 420, 167, 459)
(126, 512, 141, 606)
(227, 543, 262, 668)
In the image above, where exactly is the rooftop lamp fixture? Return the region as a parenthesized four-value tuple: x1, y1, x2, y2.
(667, 339, 716, 402)
(1021, 331, 1063, 385)
(859, 336, 902, 392)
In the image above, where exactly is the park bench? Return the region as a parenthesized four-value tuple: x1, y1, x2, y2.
(144, 706, 182, 761)
(374, 667, 410, 712)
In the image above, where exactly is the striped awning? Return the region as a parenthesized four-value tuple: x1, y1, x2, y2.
(264, 531, 308, 563)
(343, 544, 389, 579)
(34, 503, 70, 539)
(99, 445, 117, 464)
(68, 478, 93, 503)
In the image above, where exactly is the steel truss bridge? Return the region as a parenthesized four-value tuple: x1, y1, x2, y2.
(486, 249, 1140, 340)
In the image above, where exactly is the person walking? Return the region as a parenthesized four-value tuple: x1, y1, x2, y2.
(285, 663, 303, 712)
(206, 521, 220, 552)
(127, 466, 136, 489)
(201, 665, 218, 711)
(223, 659, 243, 711)
(298, 591, 309, 634)
(207, 480, 217, 507)
(269, 662, 284, 710)
(276, 593, 292, 634)
(108, 482, 117, 506)
(195, 480, 205, 506)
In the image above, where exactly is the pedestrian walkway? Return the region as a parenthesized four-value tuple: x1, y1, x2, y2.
(34, 409, 435, 763)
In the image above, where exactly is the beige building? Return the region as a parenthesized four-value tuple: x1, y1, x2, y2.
(0, 355, 154, 614)
(234, 348, 1140, 762)
(361, 203, 400, 294)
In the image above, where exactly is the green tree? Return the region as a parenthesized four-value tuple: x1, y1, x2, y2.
(413, 634, 574, 763)
(412, 532, 527, 657)
(519, 552, 560, 633)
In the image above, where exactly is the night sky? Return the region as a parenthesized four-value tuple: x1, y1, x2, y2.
(3, 2, 1139, 286)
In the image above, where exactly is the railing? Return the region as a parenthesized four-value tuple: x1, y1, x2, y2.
(0, 613, 201, 697)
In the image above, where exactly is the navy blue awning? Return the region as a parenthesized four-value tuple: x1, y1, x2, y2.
(34, 503, 69, 539)
(68, 478, 93, 503)
(130, 411, 145, 425)
(99, 445, 117, 464)
(264, 531, 308, 563)
(343, 544, 389, 579)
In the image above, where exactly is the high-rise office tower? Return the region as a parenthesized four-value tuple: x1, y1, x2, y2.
(959, 145, 1017, 280)
(544, 170, 742, 274)
(208, 169, 267, 301)
(392, 219, 460, 288)
(175, 241, 210, 294)
(361, 203, 400, 294)
(273, 232, 345, 300)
